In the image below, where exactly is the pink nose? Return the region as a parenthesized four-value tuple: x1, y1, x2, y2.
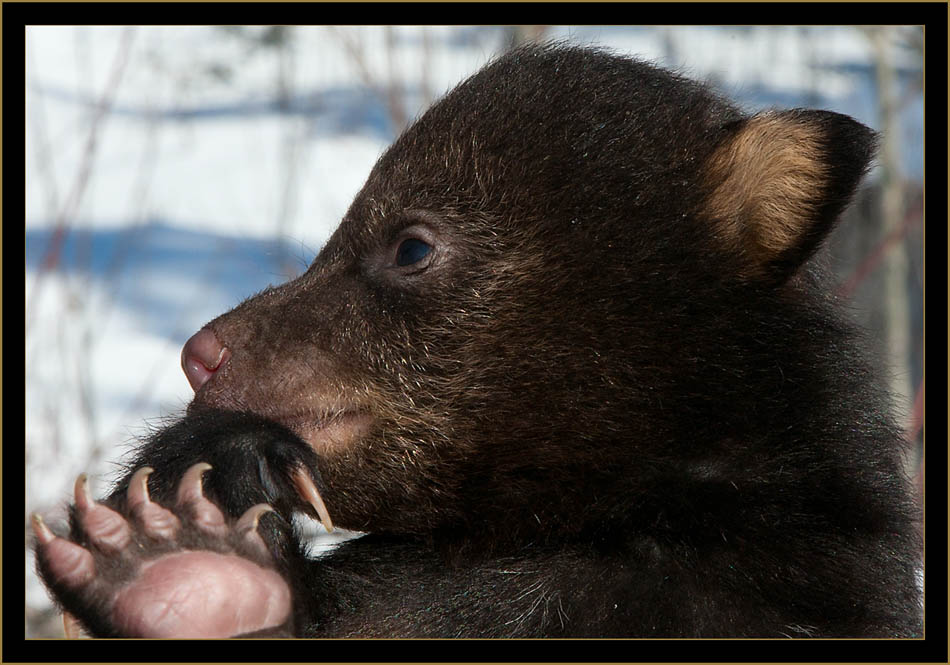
(181, 328, 230, 392)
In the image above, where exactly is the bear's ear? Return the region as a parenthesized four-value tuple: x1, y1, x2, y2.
(703, 109, 877, 283)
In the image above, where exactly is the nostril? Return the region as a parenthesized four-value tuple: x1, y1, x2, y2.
(181, 328, 230, 392)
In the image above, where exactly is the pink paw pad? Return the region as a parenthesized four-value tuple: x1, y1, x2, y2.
(33, 463, 292, 638)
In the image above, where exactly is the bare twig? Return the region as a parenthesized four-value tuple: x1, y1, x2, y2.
(26, 27, 137, 332)
(860, 26, 914, 416)
(419, 28, 434, 108)
(835, 196, 922, 300)
(329, 27, 408, 134)
(26, 39, 62, 221)
(384, 26, 407, 131)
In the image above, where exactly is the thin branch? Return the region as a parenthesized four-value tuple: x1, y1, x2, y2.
(26, 27, 137, 332)
(834, 196, 922, 300)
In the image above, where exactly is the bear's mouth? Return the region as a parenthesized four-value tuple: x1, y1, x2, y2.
(279, 409, 374, 534)
(282, 410, 375, 455)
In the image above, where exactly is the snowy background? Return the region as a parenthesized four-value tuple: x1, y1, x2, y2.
(24, 25, 925, 637)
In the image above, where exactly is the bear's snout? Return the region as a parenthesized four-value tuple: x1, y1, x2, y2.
(181, 328, 231, 392)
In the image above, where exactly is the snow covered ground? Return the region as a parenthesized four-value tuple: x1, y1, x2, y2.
(24, 25, 923, 637)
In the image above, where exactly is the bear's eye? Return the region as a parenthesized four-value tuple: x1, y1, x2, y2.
(395, 237, 433, 267)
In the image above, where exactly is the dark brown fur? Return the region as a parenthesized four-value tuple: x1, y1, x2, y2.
(36, 43, 921, 638)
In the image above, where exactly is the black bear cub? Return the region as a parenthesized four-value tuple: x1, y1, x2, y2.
(35, 44, 922, 638)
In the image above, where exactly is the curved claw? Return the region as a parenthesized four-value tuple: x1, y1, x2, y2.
(176, 462, 214, 505)
(292, 467, 334, 533)
(31, 512, 56, 545)
(73, 474, 94, 511)
(235, 503, 276, 558)
(74, 474, 131, 552)
(127, 467, 156, 506)
(235, 503, 276, 534)
(176, 462, 227, 536)
(32, 513, 96, 587)
(63, 612, 82, 639)
(128, 467, 180, 540)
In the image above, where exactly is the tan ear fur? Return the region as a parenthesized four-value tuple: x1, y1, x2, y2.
(704, 112, 827, 276)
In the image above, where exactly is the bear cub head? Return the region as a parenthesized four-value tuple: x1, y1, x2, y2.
(181, 44, 898, 554)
